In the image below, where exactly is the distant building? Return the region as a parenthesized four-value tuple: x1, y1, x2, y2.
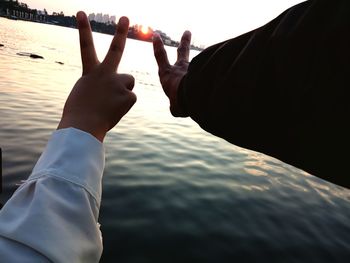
(102, 14, 109, 24)
(37, 10, 45, 16)
(88, 13, 95, 21)
(88, 13, 116, 24)
(110, 15, 116, 24)
(95, 13, 103, 23)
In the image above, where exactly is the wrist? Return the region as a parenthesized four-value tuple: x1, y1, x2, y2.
(58, 117, 107, 142)
(169, 75, 189, 117)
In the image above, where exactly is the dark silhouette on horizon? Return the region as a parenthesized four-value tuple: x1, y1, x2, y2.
(0, 0, 204, 50)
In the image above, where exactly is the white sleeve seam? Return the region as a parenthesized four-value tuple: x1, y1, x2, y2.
(21, 171, 100, 206)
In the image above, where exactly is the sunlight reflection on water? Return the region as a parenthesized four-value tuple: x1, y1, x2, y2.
(1, 18, 350, 262)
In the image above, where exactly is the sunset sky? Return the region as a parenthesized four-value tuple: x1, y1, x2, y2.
(23, 0, 305, 46)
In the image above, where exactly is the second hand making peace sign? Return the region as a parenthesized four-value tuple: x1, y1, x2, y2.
(153, 30, 192, 117)
(58, 11, 137, 142)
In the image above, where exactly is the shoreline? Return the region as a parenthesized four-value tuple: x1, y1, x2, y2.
(0, 14, 204, 51)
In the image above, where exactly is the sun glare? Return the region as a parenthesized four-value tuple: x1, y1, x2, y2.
(141, 25, 149, 35)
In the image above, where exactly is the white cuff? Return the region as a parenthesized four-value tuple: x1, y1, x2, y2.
(30, 128, 105, 203)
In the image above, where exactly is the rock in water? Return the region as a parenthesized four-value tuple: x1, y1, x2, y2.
(17, 52, 44, 59)
(29, 54, 44, 59)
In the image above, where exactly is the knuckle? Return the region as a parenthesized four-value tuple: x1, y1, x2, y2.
(121, 74, 135, 88)
(110, 42, 122, 53)
(127, 74, 135, 82)
(177, 45, 189, 54)
(129, 92, 137, 104)
(176, 60, 188, 67)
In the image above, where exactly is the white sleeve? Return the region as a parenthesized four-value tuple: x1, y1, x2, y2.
(0, 128, 105, 263)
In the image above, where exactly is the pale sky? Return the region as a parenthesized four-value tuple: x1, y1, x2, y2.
(24, 0, 305, 47)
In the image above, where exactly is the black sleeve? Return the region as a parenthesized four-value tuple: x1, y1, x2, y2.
(178, 0, 350, 188)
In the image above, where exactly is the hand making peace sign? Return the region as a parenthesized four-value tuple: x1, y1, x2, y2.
(153, 31, 191, 117)
(58, 11, 136, 142)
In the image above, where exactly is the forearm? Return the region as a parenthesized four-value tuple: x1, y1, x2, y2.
(178, 3, 305, 155)
(178, 0, 350, 187)
(0, 128, 104, 262)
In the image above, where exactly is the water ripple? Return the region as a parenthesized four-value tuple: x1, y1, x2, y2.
(1, 18, 349, 262)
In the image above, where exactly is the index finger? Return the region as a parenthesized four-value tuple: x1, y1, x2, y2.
(102, 16, 129, 71)
(76, 11, 99, 75)
(153, 33, 170, 72)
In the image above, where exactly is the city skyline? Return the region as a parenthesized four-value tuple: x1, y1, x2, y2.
(87, 12, 116, 24)
(15, 0, 305, 47)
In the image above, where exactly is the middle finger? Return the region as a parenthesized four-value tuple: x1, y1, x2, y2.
(103, 16, 130, 72)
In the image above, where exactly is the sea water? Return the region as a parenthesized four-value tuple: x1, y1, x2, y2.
(0, 18, 349, 262)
